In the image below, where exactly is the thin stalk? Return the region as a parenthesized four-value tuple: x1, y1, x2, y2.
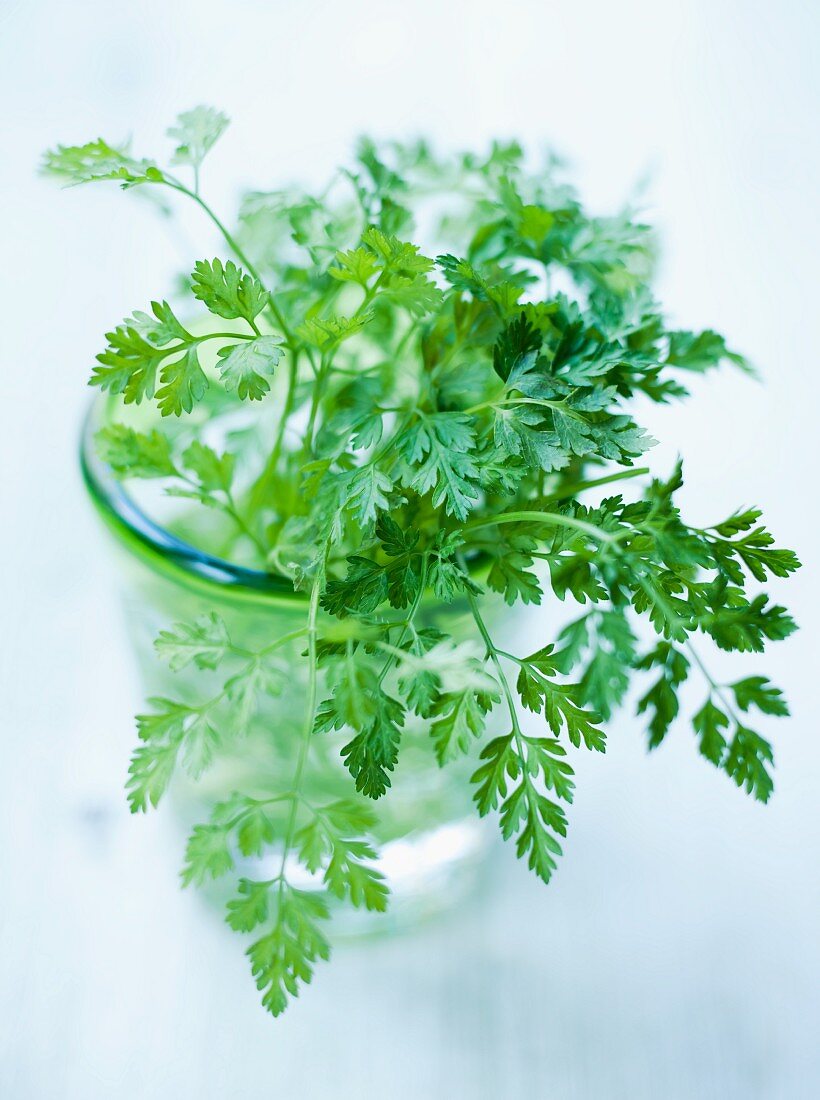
(163, 175, 308, 361)
(685, 641, 743, 726)
(464, 509, 621, 546)
(174, 472, 267, 560)
(465, 395, 581, 420)
(230, 626, 309, 660)
(544, 466, 650, 499)
(223, 490, 267, 559)
(276, 572, 322, 888)
(465, 586, 537, 799)
(247, 348, 301, 513)
(298, 272, 385, 456)
(165, 180, 263, 284)
(189, 331, 255, 344)
(303, 352, 330, 456)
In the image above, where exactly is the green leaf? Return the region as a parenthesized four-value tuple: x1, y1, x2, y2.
(493, 313, 542, 381)
(192, 258, 268, 323)
(548, 554, 607, 604)
(181, 823, 234, 886)
(471, 732, 571, 884)
(181, 442, 235, 492)
(340, 693, 405, 799)
(436, 253, 489, 298)
(91, 323, 169, 404)
(168, 106, 229, 169)
(126, 740, 180, 813)
(471, 733, 519, 816)
(707, 513, 802, 584)
(635, 642, 690, 748)
(154, 612, 231, 671)
(666, 329, 751, 375)
(247, 886, 330, 1017)
(41, 138, 162, 187)
(125, 300, 191, 346)
(96, 424, 178, 478)
(397, 413, 480, 520)
(180, 714, 220, 779)
(224, 661, 285, 734)
(362, 228, 434, 275)
(226, 879, 271, 933)
(127, 694, 225, 808)
(515, 647, 605, 751)
(692, 697, 730, 765)
(314, 652, 381, 733)
(395, 627, 446, 717)
(155, 346, 209, 416)
(216, 336, 284, 400)
(375, 513, 419, 556)
(724, 726, 774, 803)
(321, 557, 389, 618)
(343, 466, 393, 527)
(430, 686, 496, 764)
(493, 408, 570, 474)
(296, 312, 374, 349)
(236, 804, 277, 857)
(517, 204, 555, 249)
(702, 593, 797, 653)
(328, 247, 379, 285)
(559, 610, 637, 720)
(296, 802, 388, 911)
(381, 275, 444, 318)
(730, 676, 789, 717)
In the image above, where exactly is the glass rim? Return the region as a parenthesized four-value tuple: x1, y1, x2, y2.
(80, 399, 303, 603)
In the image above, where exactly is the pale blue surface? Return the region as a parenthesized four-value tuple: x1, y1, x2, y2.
(2, 2, 818, 1096)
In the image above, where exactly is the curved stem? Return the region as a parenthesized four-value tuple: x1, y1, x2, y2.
(544, 466, 650, 499)
(464, 509, 621, 546)
(465, 395, 575, 418)
(167, 181, 262, 283)
(191, 331, 255, 344)
(164, 178, 306, 361)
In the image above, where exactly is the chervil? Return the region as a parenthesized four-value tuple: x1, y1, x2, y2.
(45, 108, 800, 1016)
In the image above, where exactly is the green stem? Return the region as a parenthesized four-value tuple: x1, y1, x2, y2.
(247, 349, 302, 514)
(230, 626, 309, 660)
(685, 641, 743, 726)
(190, 331, 255, 344)
(164, 177, 306, 361)
(465, 587, 537, 801)
(465, 395, 578, 418)
(223, 491, 267, 559)
(465, 590, 521, 734)
(276, 572, 322, 887)
(298, 270, 382, 456)
(166, 181, 262, 282)
(633, 571, 742, 726)
(464, 509, 621, 546)
(303, 352, 330, 457)
(545, 466, 650, 499)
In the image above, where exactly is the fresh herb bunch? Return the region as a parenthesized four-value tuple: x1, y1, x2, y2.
(45, 107, 800, 1017)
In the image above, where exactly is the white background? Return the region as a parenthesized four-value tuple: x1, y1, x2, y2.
(1, 1, 818, 1096)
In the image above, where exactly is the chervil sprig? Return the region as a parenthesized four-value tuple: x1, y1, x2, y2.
(46, 108, 801, 1017)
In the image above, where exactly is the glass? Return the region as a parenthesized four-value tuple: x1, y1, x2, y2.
(81, 400, 496, 933)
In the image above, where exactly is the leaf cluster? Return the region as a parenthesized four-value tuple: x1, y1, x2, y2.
(47, 108, 801, 1018)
